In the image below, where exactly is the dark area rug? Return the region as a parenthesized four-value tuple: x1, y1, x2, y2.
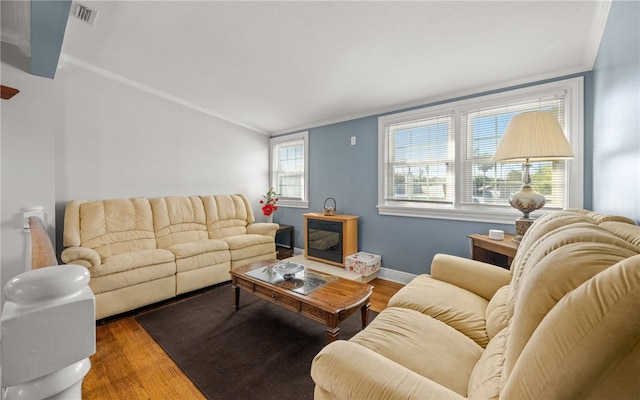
(135, 283, 376, 400)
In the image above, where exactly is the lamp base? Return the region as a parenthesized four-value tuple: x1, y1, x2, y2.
(513, 217, 535, 243)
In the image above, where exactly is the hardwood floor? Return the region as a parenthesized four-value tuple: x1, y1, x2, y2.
(368, 277, 405, 313)
(82, 277, 404, 400)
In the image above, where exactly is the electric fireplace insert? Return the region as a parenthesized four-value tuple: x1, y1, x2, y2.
(307, 218, 343, 264)
(303, 213, 359, 267)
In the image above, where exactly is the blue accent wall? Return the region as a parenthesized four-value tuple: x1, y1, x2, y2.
(592, 0, 640, 222)
(275, 74, 592, 275)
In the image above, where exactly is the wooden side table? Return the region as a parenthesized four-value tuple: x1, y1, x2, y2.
(468, 233, 519, 269)
(275, 224, 294, 260)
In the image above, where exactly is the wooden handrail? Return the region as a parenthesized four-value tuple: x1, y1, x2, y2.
(28, 216, 58, 269)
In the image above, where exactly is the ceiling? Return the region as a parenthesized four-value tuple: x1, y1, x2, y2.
(3, 1, 610, 135)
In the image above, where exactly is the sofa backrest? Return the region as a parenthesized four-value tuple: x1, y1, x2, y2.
(505, 210, 637, 321)
(506, 211, 595, 306)
(501, 253, 640, 399)
(150, 196, 209, 249)
(63, 198, 157, 259)
(201, 194, 256, 239)
(497, 211, 640, 398)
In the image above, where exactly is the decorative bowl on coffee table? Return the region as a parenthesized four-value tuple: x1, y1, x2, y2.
(273, 262, 305, 280)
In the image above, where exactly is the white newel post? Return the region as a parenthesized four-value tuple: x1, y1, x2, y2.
(1, 265, 95, 399)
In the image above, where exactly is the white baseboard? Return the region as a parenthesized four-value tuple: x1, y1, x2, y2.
(377, 268, 416, 284)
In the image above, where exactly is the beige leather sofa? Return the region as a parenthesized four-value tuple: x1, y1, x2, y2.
(62, 194, 278, 319)
(311, 209, 640, 399)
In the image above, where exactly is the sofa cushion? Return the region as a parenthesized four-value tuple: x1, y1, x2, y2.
(92, 249, 176, 278)
(508, 216, 595, 312)
(388, 274, 490, 347)
(311, 340, 465, 400)
(467, 327, 507, 400)
(225, 234, 276, 264)
(485, 285, 509, 340)
(569, 209, 637, 225)
(601, 220, 640, 248)
(350, 307, 483, 396)
(224, 234, 273, 250)
(90, 259, 177, 294)
(151, 196, 209, 248)
(503, 237, 638, 379)
(75, 198, 158, 258)
(502, 255, 640, 399)
(167, 239, 229, 259)
(202, 194, 255, 239)
(506, 223, 639, 322)
(508, 212, 638, 317)
(311, 340, 466, 400)
(508, 212, 595, 298)
(168, 239, 231, 273)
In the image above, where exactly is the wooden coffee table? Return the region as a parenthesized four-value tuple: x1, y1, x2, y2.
(230, 259, 373, 343)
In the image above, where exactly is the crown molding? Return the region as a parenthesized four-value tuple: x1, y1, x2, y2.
(584, 0, 612, 69)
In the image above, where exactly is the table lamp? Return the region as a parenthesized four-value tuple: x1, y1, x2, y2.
(492, 110, 574, 242)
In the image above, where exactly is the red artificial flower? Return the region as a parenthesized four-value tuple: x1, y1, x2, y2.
(262, 203, 274, 216)
(260, 187, 279, 216)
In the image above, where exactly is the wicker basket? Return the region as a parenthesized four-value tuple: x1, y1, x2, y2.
(323, 198, 336, 216)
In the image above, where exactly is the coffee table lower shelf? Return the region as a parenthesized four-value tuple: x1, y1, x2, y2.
(230, 260, 373, 342)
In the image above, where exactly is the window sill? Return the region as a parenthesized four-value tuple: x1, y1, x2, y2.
(377, 203, 563, 225)
(277, 200, 309, 209)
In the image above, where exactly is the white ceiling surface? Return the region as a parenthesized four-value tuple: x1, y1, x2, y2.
(60, 2, 607, 134)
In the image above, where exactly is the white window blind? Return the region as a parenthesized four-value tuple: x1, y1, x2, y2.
(383, 113, 454, 204)
(377, 77, 583, 222)
(460, 94, 568, 209)
(271, 131, 308, 205)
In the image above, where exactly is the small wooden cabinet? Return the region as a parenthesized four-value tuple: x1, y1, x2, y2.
(275, 224, 294, 260)
(468, 233, 519, 269)
(303, 213, 358, 267)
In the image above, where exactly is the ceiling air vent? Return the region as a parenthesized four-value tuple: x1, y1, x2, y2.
(75, 4, 97, 25)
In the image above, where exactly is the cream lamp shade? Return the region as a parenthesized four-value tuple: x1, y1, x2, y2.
(492, 110, 574, 242)
(492, 110, 574, 162)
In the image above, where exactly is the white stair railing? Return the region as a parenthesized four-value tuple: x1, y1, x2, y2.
(1, 265, 95, 399)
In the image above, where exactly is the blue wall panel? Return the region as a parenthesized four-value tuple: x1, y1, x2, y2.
(31, 0, 72, 79)
(592, 0, 640, 222)
(275, 72, 597, 275)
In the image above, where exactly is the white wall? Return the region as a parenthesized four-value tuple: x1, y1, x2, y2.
(57, 63, 269, 201)
(1, 57, 271, 306)
(1, 58, 60, 298)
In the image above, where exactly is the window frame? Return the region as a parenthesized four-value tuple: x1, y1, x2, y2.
(377, 77, 584, 224)
(270, 131, 309, 208)
(384, 113, 456, 205)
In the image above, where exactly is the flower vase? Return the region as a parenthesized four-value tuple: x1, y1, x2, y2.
(266, 215, 273, 223)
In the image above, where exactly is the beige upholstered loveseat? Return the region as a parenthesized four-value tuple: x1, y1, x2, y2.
(62, 194, 278, 319)
(311, 209, 640, 399)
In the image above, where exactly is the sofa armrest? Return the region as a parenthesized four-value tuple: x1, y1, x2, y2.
(431, 253, 511, 301)
(311, 341, 465, 400)
(247, 222, 279, 238)
(61, 247, 101, 269)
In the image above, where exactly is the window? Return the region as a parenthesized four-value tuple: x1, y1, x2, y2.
(270, 131, 309, 208)
(378, 77, 583, 223)
(384, 113, 455, 204)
